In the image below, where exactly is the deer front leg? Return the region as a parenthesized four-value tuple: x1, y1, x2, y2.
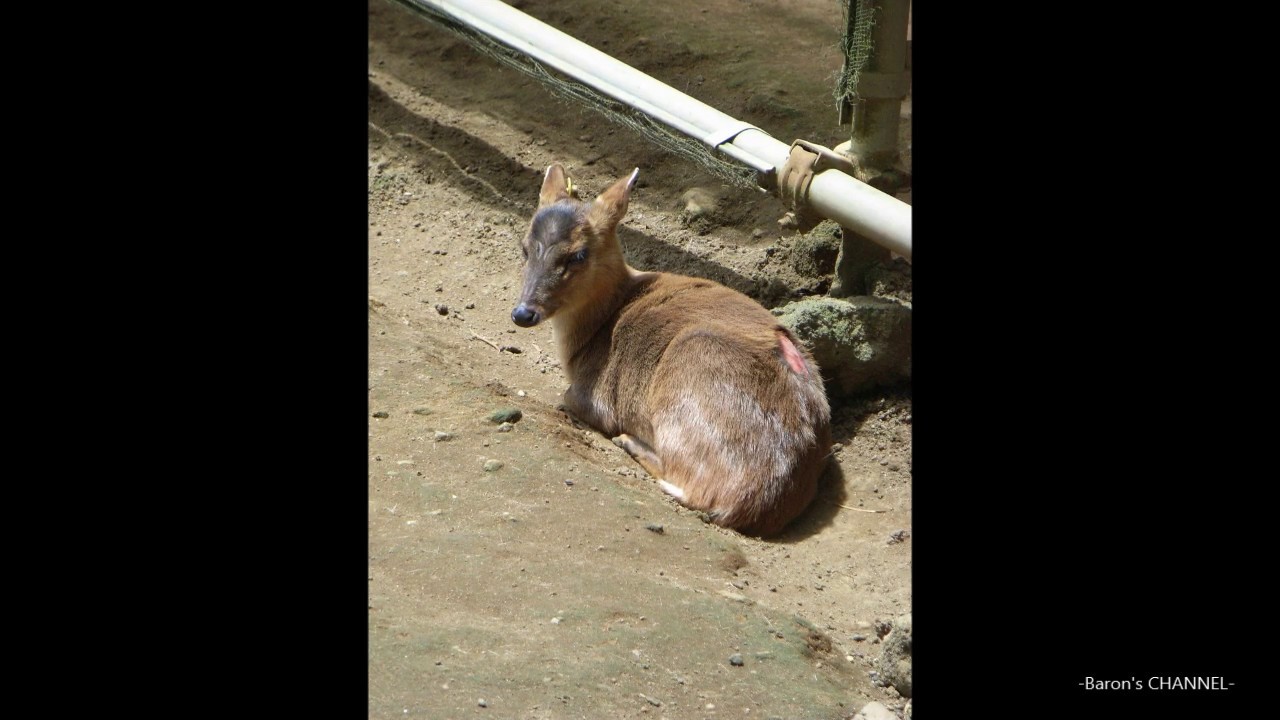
(611, 433, 672, 487)
(560, 383, 612, 432)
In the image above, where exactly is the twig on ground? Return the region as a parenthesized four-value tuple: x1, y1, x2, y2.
(468, 330, 502, 351)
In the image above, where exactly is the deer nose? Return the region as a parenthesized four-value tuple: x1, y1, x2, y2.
(511, 304, 541, 327)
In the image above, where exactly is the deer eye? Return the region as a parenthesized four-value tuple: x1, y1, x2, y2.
(566, 249, 588, 265)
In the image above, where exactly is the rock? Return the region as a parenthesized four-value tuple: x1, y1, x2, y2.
(477, 699, 487, 708)
(772, 296, 911, 397)
(728, 653, 744, 666)
(496, 422, 514, 433)
(866, 257, 913, 308)
(904, 700, 912, 720)
(411, 408, 433, 416)
(879, 614, 912, 698)
(372, 411, 389, 418)
(680, 187, 719, 218)
(488, 407, 523, 424)
(790, 221, 841, 277)
(433, 431, 454, 442)
(483, 459, 503, 472)
(645, 524, 664, 534)
(435, 303, 449, 315)
(853, 701, 897, 720)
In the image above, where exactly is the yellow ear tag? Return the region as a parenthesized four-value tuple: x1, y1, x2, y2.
(565, 176, 577, 199)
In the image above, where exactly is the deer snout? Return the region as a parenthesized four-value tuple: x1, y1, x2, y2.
(511, 303, 541, 327)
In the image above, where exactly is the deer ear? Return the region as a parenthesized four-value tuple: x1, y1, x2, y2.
(588, 168, 639, 233)
(538, 163, 572, 208)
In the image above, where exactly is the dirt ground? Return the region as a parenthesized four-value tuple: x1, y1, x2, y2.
(367, 1, 912, 717)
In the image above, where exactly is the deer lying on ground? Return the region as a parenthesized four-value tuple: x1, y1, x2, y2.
(511, 164, 832, 536)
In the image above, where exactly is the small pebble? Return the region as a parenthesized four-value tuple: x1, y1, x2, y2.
(435, 304, 449, 315)
(411, 407, 433, 416)
(483, 459, 503, 472)
(645, 523, 664, 534)
(372, 411, 389, 418)
(478, 699, 486, 708)
(465, 302, 475, 309)
(496, 422, 514, 433)
(852, 634, 867, 642)
(729, 653, 744, 666)
(433, 431, 453, 442)
(564, 479, 575, 486)
(517, 390, 526, 397)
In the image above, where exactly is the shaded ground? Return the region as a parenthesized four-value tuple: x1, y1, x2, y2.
(368, 1, 912, 717)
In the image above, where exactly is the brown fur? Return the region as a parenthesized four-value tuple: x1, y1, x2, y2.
(512, 164, 832, 536)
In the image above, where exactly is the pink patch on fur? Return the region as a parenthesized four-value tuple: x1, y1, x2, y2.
(777, 332, 808, 376)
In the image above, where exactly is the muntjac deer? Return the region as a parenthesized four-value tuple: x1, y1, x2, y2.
(512, 164, 832, 536)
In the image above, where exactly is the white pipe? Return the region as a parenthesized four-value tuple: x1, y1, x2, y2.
(407, 0, 912, 259)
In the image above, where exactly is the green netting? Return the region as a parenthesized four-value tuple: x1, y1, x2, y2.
(834, 0, 878, 104)
(387, 0, 758, 189)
